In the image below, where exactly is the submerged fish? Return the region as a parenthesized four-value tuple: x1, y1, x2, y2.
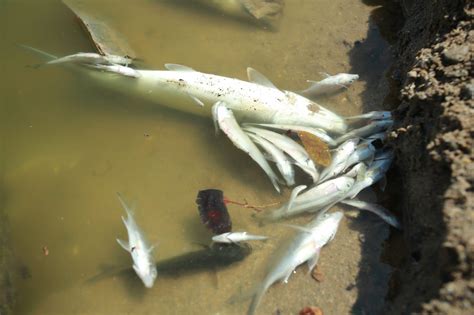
(248, 211, 344, 315)
(212, 232, 268, 244)
(300, 73, 359, 97)
(46, 52, 131, 66)
(335, 119, 393, 145)
(318, 138, 359, 182)
(116, 193, 157, 288)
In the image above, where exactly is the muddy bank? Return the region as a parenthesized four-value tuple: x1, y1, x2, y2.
(384, 0, 473, 313)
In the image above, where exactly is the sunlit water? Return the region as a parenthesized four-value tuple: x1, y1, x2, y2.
(1, 0, 392, 314)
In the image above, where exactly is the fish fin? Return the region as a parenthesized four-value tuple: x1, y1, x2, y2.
(187, 93, 205, 107)
(17, 44, 58, 61)
(282, 269, 295, 283)
(307, 249, 321, 273)
(247, 67, 279, 89)
(379, 176, 387, 191)
(211, 102, 220, 135)
(116, 192, 134, 217)
(319, 72, 331, 78)
(164, 63, 195, 72)
(116, 238, 130, 252)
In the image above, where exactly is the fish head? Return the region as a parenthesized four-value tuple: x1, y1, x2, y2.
(133, 261, 157, 288)
(341, 73, 359, 84)
(212, 233, 230, 243)
(334, 177, 355, 191)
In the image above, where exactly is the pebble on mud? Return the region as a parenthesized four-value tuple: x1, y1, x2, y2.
(442, 45, 470, 64)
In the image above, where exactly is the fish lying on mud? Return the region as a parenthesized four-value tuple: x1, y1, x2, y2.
(116, 193, 157, 288)
(44, 52, 131, 66)
(248, 211, 344, 315)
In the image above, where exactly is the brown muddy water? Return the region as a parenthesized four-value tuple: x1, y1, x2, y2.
(1, 0, 393, 314)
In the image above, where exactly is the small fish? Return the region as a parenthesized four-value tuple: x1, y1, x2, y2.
(46, 52, 131, 66)
(345, 111, 392, 121)
(335, 120, 393, 145)
(267, 177, 354, 220)
(347, 150, 394, 198)
(244, 126, 319, 182)
(341, 199, 401, 229)
(248, 211, 344, 315)
(90, 64, 141, 78)
(342, 141, 377, 172)
(212, 232, 268, 244)
(248, 133, 295, 186)
(300, 73, 359, 97)
(244, 123, 337, 147)
(116, 193, 157, 288)
(344, 162, 367, 178)
(319, 138, 359, 182)
(213, 101, 281, 193)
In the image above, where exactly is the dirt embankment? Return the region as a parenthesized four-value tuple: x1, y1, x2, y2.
(385, 0, 473, 313)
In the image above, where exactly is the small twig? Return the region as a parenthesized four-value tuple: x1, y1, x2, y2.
(224, 197, 280, 212)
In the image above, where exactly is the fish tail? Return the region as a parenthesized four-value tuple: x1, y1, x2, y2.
(247, 283, 268, 315)
(116, 192, 134, 219)
(17, 44, 58, 61)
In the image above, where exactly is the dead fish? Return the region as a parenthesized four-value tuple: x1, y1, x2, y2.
(45, 52, 132, 66)
(116, 193, 157, 288)
(88, 64, 141, 78)
(300, 73, 359, 97)
(213, 101, 281, 192)
(212, 232, 268, 244)
(319, 138, 359, 182)
(266, 177, 354, 220)
(345, 111, 392, 121)
(244, 126, 319, 182)
(340, 199, 401, 229)
(248, 211, 344, 315)
(248, 133, 296, 186)
(335, 120, 393, 145)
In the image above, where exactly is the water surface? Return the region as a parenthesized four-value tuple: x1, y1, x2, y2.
(1, 0, 392, 314)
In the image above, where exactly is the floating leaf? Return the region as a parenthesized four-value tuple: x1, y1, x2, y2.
(297, 131, 332, 167)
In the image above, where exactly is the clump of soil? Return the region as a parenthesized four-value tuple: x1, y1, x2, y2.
(385, 0, 473, 313)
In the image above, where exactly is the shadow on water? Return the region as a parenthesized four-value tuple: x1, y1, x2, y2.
(347, 1, 404, 314)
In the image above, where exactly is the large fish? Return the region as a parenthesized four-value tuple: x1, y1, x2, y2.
(21, 45, 348, 134)
(116, 193, 157, 288)
(248, 211, 344, 315)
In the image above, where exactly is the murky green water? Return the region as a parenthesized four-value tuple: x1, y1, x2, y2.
(1, 0, 393, 314)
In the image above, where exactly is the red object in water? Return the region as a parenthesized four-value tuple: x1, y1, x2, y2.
(196, 189, 232, 234)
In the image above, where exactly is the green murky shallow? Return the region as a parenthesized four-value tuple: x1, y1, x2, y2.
(1, 0, 392, 314)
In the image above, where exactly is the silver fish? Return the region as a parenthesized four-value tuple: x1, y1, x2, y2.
(335, 119, 393, 145)
(319, 138, 359, 182)
(89, 64, 141, 78)
(248, 133, 295, 186)
(341, 199, 401, 229)
(244, 126, 319, 182)
(46, 52, 131, 66)
(116, 193, 157, 288)
(248, 211, 344, 315)
(213, 101, 281, 193)
(345, 111, 392, 121)
(212, 232, 268, 244)
(300, 73, 359, 97)
(342, 141, 377, 172)
(243, 123, 337, 147)
(267, 177, 354, 220)
(347, 150, 394, 198)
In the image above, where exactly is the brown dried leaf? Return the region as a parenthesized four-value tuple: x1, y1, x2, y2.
(297, 131, 332, 167)
(299, 306, 323, 315)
